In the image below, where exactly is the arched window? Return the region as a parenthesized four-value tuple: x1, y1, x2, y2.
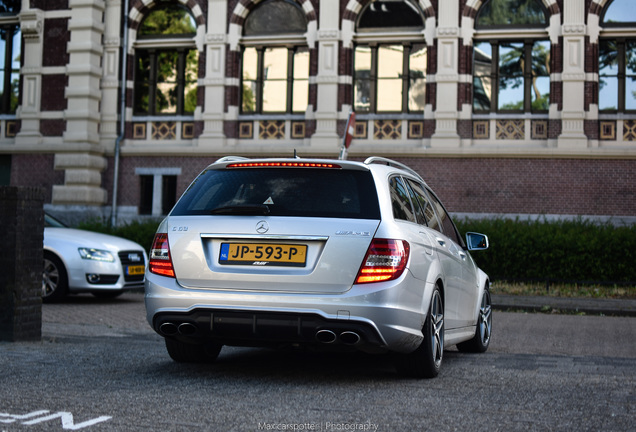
(138, 4, 196, 37)
(240, 0, 309, 114)
(601, 0, 636, 27)
(599, 0, 636, 112)
(353, 0, 426, 114)
(473, 0, 550, 113)
(0, 0, 21, 114)
(243, 0, 307, 36)
(357, 0, 424, 30)
(475, 0, 547, 28)
(134, 3, 198, 116)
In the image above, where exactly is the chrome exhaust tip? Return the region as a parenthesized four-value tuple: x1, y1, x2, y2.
(178, 323, 198, 335)
(159, 322, 178, 336)
(315, 329, 337, 344)
(339, 331, 361, 345)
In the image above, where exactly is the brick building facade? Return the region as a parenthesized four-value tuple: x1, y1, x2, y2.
(0, 0, 634, 223)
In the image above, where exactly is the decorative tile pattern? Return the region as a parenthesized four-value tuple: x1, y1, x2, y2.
(239, 122, 253, 139)
(152, 122, 176, 140)
(353, 121, 367, 139)
(623, 120, 636, 141)
(259, 120, 285, 139)
(5, 121, 16, 137)
(408, 121, 424, 139)
(600, 121, 616, 140)
(291, 121, 305, 139)
(496, 120, 524, 140)
(133, 123, 146, 139)
(531, 120, 548, 140)
(472, 120, 489, 139)
(374, 120, 401, 140)
(182, 122, 195, 139)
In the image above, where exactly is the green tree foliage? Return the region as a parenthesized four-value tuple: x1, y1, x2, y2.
(477, 0, 546, 27)
(78, 219, 162, 253)
(139, 5, 196, 36)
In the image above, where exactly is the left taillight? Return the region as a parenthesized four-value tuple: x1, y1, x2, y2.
(149, 233, 175, 278)
(355, 239, 410, 284)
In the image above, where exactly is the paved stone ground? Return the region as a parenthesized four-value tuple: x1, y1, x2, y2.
(42, 293, 150, 337)
(40, 292, 636, 341)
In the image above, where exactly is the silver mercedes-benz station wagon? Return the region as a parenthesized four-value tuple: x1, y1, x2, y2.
(145, 156, 491, 378)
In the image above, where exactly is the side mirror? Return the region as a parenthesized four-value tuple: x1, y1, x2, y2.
(466, 232, 489, 251)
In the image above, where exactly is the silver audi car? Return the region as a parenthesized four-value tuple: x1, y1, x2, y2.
(145, 156, 491, 378)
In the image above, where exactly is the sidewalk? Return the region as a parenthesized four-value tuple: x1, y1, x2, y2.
(492, 294, 636, 316)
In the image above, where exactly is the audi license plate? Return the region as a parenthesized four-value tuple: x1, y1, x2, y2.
(219, 243, 307, 267)
(126, 265, 146, 275)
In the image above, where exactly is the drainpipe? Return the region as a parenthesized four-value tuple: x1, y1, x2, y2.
(110, 0, 130, 227)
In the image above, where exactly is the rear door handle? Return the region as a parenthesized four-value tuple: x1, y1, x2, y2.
(436, 237, 446, 247)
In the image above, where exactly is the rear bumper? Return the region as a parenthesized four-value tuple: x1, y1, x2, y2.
(153, 309, 385, 352)
(145, 271, 435, 354)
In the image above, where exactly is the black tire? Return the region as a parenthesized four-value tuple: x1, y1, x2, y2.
(42, 252, 69, 303)
(395, 286, 444, 378)
(165, 338, 223, 363)
(457, 288, 492, 353)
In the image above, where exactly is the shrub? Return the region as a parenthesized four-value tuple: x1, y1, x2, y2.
(455, 217, 636, 284)
(78, 216, 636, 285)
(78, 218, 161, 253)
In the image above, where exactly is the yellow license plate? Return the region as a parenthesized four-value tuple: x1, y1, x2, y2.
(219, 243, 307, 267)
(126, 265, 146, 275)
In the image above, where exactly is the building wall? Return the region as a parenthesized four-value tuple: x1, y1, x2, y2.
(101, 155, 636, 218)
(1, 0, 634, 222)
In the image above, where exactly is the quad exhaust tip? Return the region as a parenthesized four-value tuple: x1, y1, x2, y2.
(159, 322, 198, 336)
(315, 329, 361, 345)
(339, 331, 361, 345)
(160, 322, 360, 345)
(315, 329, 337, 343)
(159, 322, 178, 336)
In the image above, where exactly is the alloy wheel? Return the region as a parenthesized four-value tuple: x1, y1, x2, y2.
(478, 290, 492, 346)
(429, 289, 444, 369)
(42, 258, 60, 298)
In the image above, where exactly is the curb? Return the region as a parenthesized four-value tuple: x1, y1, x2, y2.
(492, 294, 636, 317)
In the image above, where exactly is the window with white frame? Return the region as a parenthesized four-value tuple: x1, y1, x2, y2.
(472, 0, 550, 114)
(353, 0, 426, 114)
(136, 167, 181, 216)
(240, 0, 309, 114)
(0, 0, 21, 114)
(133, 3, 198, 116)
(599, 0, 636, 113)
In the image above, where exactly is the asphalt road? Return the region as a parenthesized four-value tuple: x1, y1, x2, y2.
(1, 293, 634, 431)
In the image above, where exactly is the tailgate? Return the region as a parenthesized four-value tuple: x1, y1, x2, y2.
(168, 216, 380, 294)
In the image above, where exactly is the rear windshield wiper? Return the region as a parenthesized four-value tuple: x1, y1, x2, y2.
(209, 204, 270, 215)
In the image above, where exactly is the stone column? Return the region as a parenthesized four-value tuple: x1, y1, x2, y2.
(53, 0, 107, 206)
(200, 0, 228, 143)
(15, 8, 44, 146)
(431, 0, 460, 147)
(558, 0, 587, 147)
(100, 0, 123, 146)
(310, 0, 340, 151)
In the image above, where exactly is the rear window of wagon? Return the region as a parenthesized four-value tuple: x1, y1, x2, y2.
(170, 167, 381, 219)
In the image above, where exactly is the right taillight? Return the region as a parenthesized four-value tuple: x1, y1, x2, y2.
(149, 233, 175, 278)
(355, 239, 410, 284)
